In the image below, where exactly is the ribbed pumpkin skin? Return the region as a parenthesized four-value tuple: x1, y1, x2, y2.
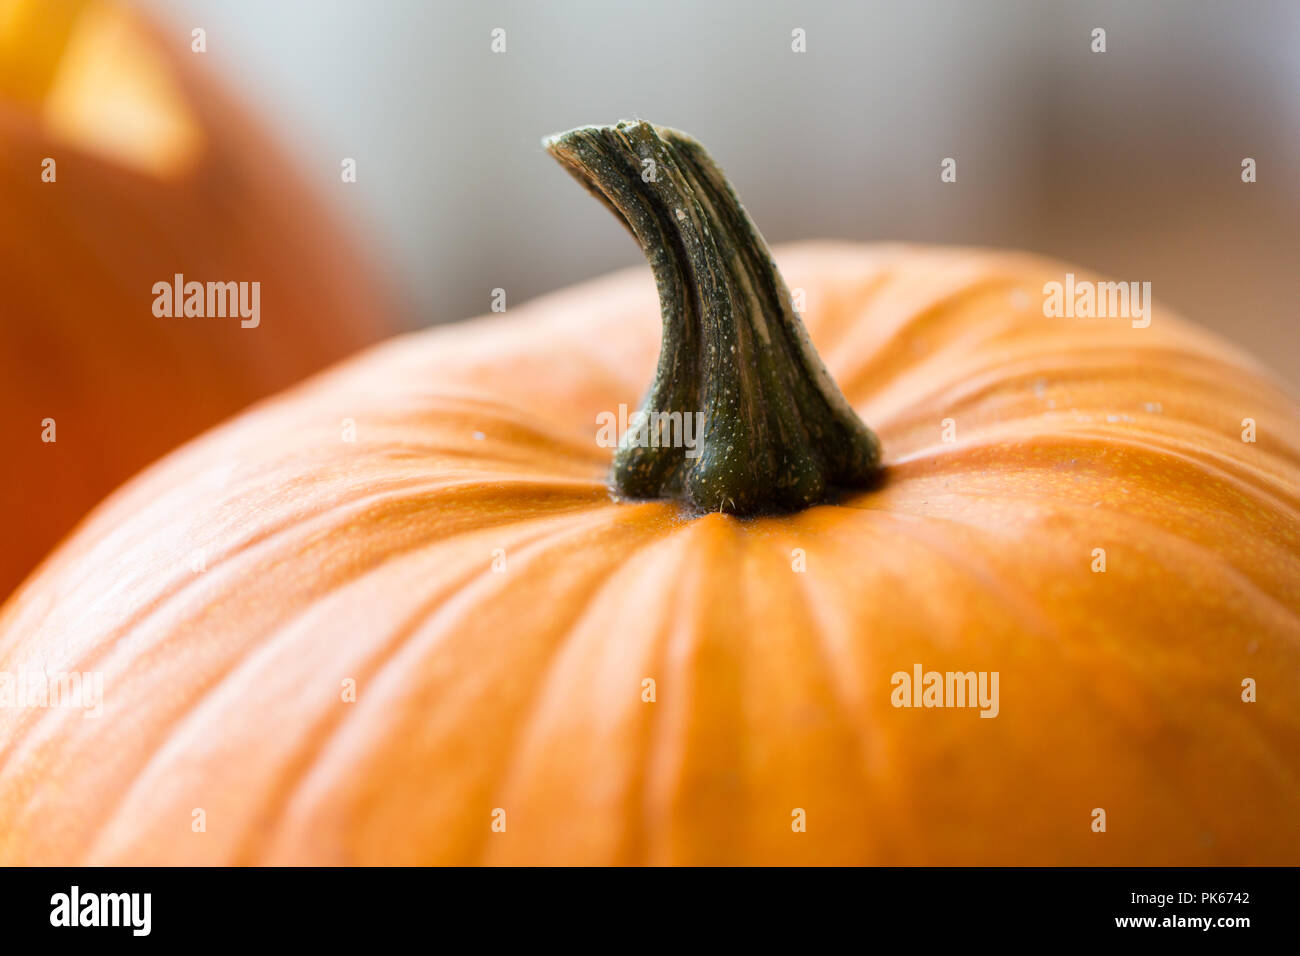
(0, 3, 394, 600)
(1, 243, 1296, 865)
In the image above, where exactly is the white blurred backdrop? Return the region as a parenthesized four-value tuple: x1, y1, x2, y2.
(147, 0, 1300, 383)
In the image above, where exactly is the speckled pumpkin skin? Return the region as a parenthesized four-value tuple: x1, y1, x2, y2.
(1, 243, 1297, 864)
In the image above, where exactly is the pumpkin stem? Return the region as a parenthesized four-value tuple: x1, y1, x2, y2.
(544, 120, 881, 515)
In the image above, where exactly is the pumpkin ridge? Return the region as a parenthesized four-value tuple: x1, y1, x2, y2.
(365, 389, 616, 467)
(632, 515, 749, 864)
(814, 504, 1298, 863)
(616, 525, 712, 866)
(858, 344, 1287, 424)
(1041, 428, 1300, 505)
(883, 425, 1300, 510)
(2, 477, 592, 680)
(772, 534, 881, 851)
(1036, 499, 1300, 627)
(0, 482, 615, 829)
(846, 475, 1299, 619)
(78, 504, 636, 865)
(851, 507, 1068, 639)
(477, 514, 705, 866)
(833, 275, 1032, 397)
(254, 505, 669, 865)
(234, 509, 646, 866)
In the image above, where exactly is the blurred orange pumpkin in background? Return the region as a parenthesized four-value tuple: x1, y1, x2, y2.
(0, 0, 396, 599)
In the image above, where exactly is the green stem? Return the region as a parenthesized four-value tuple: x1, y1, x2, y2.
(545, 120, 881, 515)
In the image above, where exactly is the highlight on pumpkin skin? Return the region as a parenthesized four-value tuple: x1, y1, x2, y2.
(0, 0, 204, 178)
(545, 120, 882, 516)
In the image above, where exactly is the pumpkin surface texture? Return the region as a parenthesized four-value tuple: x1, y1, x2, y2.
(1, 121, 1297, 866)
(0, 0, 394, 600)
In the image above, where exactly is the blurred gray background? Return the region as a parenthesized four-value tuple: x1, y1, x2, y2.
(149, 0, 1300, 384)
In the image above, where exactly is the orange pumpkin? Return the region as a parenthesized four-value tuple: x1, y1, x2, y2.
(0, 121, 1296, 865)
(0, 0, 394, 599)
